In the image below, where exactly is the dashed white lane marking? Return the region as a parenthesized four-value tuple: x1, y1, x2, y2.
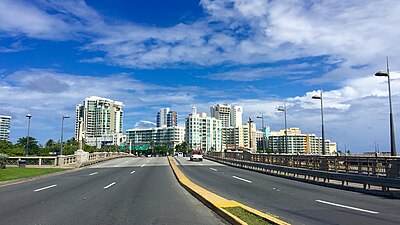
(232, 176, 252, 183)
(122, 160, 129, 164)
(210, 168, 218, 172)
(141, 164, 145, 167)
(147, 160, 149, 162)
(130, 171, 136, 174)
(103, 182, 116, 189)
(315, 200, 379, 214)
(89, 172, 98, 176)
(114, 164, 120, 167)
(34, 184, 57, 192)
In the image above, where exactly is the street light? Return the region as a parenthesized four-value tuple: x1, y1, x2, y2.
(25, 113, 32, 157)
(375, 57, 396, 156)
(257, 112, 266, 153)
(60, 115, 70, 155)
(312, 89, 325, 155)
(277, 104, 288, 154)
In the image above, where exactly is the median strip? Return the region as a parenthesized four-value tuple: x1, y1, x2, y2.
(168, 156, 289, 225)
(34, 184, 57, 192)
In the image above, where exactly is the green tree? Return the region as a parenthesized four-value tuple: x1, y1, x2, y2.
(16, 137, 40, 156)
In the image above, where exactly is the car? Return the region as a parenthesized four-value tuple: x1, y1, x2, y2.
(190, 150, 203, 161)
(177, 152, 183, 157)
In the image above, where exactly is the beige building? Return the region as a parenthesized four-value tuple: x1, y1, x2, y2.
(210, 104, 243, 127)
(222, 122, 257, 152)
(75, 96, 124, 147)
(186, 106, 222, 152)
(268, 128, 336, 155)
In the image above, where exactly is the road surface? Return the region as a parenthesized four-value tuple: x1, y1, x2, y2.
(175, 156, 400, 225)
(0, 157, 227, 225)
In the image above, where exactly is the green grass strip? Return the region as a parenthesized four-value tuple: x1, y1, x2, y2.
(0, 167, 67, 182)
(224, 206, 272, 225)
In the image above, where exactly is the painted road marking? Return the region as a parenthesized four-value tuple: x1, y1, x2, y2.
(147, 160, 150, 162)
(232, 176, 252, 183)
(34, 184, 57, 192)
(114, 164, 120, 167)
(103, 182, 116, 189)
(89, 172, 98, 176)
(315, 200, 379, 214)
(130, 171, 136, 174)
(141, 164, 145, 167)
(210, 168, 218, 172)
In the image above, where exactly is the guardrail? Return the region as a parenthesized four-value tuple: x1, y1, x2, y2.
(207, 151, 400, 194)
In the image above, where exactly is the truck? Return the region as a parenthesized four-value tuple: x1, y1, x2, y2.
(190, 150, 203, 161)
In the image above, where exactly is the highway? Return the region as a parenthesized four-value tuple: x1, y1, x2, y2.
(174, 157, 400, 225)
(0, 157, 227, 225)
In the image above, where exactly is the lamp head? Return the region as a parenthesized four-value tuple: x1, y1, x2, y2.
(375, 70, 389, 77)
(26, 114, 32, 118)
(312, 95, 321, 100)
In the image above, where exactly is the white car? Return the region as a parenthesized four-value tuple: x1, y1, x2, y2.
(190, 153, 203, 161)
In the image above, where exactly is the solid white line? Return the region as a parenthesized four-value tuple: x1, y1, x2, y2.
(210, 168, 218, 172)
(141, 164, 145, 167)
(34, 184, 57, 192)
(103, 182, 116, 189)
(130, 171, 136, 174)
(232, 176, 252, 183)
(89, 172, 98, 176)
(315, 200, 379, 214)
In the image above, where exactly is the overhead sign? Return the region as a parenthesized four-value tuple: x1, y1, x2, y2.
(135, 145, 149, 151)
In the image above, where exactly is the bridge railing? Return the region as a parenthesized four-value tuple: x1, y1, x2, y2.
(6, 152, 130, 167)
(7, 156, 58, 166)
(208, 151, 400, 179)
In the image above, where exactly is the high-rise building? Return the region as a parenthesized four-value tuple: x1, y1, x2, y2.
(210, 104, 243, 127)
(157, 108, 177, 127)
(222, 122, 256, 152)
(268, 128, 336, 155)
(75, 96, 124, 147)
(0, 115, 11, 141)
(186, 106, 222, 152)
(167, 111, 177, 127)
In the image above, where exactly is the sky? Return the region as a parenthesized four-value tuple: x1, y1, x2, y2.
(1, 0, 400, 153)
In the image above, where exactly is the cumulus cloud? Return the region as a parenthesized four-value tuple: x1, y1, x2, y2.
(133, 120, 156, 129)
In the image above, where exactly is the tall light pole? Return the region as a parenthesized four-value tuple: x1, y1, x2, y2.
(375, 57, 396, 156)
(277, 104, 288, 154)
(248, 117, 254, 150)
(312, 88, 325, 155)
(60, 115, 70, 155)
(257, 112, 266, 153)
(25, 113, 32, 157)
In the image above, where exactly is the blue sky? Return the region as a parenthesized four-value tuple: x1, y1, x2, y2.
(1, 0, 400, 153)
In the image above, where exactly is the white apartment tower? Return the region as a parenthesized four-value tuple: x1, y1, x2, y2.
(75, 96, 124, 146)
(210, 104, 243, 127)
(0, 115, 11, 141)
(186, 106, 222, 152)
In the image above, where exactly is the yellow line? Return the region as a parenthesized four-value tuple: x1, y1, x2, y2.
(168, 156, 290, 225)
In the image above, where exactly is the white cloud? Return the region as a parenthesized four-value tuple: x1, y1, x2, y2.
(133, 120, 156, 129)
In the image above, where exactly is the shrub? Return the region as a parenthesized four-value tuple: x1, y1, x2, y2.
(0, 153, 9, 169)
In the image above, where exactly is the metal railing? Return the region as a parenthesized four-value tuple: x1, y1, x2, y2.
(207, 151, 400, 192)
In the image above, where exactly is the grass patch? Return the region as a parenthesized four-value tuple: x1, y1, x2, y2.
(224, 206, 272, 225)
(0, 167, 67, 182)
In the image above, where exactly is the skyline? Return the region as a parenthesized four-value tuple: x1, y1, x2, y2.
(1, 0, 400, 153)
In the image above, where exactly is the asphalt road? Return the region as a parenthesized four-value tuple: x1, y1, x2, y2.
(175, 157, 400, 225)
(0, 157, 227, 225)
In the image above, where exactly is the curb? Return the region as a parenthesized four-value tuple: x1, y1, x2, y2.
(167, 156, 290, 225)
